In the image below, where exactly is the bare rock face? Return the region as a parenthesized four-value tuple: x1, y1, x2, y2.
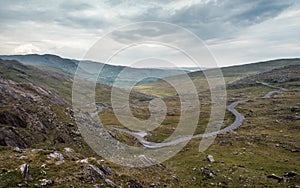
(0, 78, 76, 148)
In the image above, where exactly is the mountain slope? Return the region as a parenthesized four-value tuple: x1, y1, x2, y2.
(0, 54, 186, 86)
(135, 58, 300, 97)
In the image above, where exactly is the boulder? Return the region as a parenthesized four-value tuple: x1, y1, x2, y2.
(20, 163, 31, 180)
(267, 174, 283, 182)
(206, 155, 215, 163)
(284, 171, 298, 178)
(105, 179, 116, 187)
(40, 179, 54, 186)
(47, 151, 64, 161)
(84, 164, 105, 182)
(200, 167, 216, 178)
(13, 147, 24, 153)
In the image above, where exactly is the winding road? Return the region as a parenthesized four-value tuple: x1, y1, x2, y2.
(94, 82, 287, 149)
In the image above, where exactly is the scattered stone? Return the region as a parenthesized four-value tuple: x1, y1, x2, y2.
(77, 158, 89, 164)
(71, 130, 81, 136)
(284, 171, 298, 178)
(0, 168, 8, 174)
(31, 149, 43, 153)
(19, 164, 31, 180)
(97, 160, 115, 175)
(19, 156, 28, 160)
(171, 175, 178, 181)
(200, 167, 216, 178)
(291, 106, 300, 112)
(55, 161, 64, 166)
(267, 174, 283, 182)
(41, 170, 47, 175)
(64, 147, 74, 153)
(47, 151, 64, 161)
(127, 179, 143, 188)
(206, 155, 215, 163)
(85, 164, 105, 181)
(232, 151, 239, 155)
(40, 179, 54, 186)
(14, 147, 24, 153)
(105, 179, 116, 187)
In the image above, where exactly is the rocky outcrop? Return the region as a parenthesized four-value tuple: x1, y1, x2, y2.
(0, 78, 76, 148)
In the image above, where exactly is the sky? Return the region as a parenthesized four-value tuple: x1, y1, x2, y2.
(0, 0, 300, 67)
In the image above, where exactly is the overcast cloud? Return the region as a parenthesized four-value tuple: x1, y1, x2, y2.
(0, 0, 299, 67)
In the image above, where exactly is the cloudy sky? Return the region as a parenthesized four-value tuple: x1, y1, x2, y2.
(0, 0, 300, 67)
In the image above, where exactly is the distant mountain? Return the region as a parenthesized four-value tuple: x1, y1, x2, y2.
(0, 54, 186, 86)
(135, 58, 300, 96)
(155, 66, 207, 72)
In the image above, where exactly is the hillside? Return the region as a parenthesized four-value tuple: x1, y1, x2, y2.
(0, 54, 185, 86)
(135, 58, 300, 97)
(0, 59, 174, 187)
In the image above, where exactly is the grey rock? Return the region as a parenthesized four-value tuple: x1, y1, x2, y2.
(127, 179, 143, 188)
(105, 178, 116, 187)
(97, 160, 115, 175)
(40, 179, 54, 186)
(47, 151, 64, 161)
(291, 106, 300, 112)
(284, 171, 298, 178)
(206, 155, 215, 163)
(19, 163, 31, 180)
(200, 167, 216, 178)
(31, 149, 43, 153)
(19, 156, 28, 160)
(85, 164, 105, 182)
(63, 147, 74, 153)
(267, 174, 283, 182)
(13, 147, 24, 153)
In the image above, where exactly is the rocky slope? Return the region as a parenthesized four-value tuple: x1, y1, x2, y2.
(0, 77, 76, 148)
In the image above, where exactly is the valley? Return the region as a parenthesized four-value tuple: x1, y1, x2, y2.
(0, 56, 299, 187)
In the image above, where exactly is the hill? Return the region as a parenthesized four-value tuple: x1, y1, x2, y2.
(135, 58, 300, 97)
(0, 54, 186, 86)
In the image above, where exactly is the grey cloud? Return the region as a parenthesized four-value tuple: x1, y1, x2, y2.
(231, 0, 294, 26)
(59, 1, 93, 11)
(0, 1, 110, 31)
(110, 22, 183, 44)
(128, 0, 294, 40)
